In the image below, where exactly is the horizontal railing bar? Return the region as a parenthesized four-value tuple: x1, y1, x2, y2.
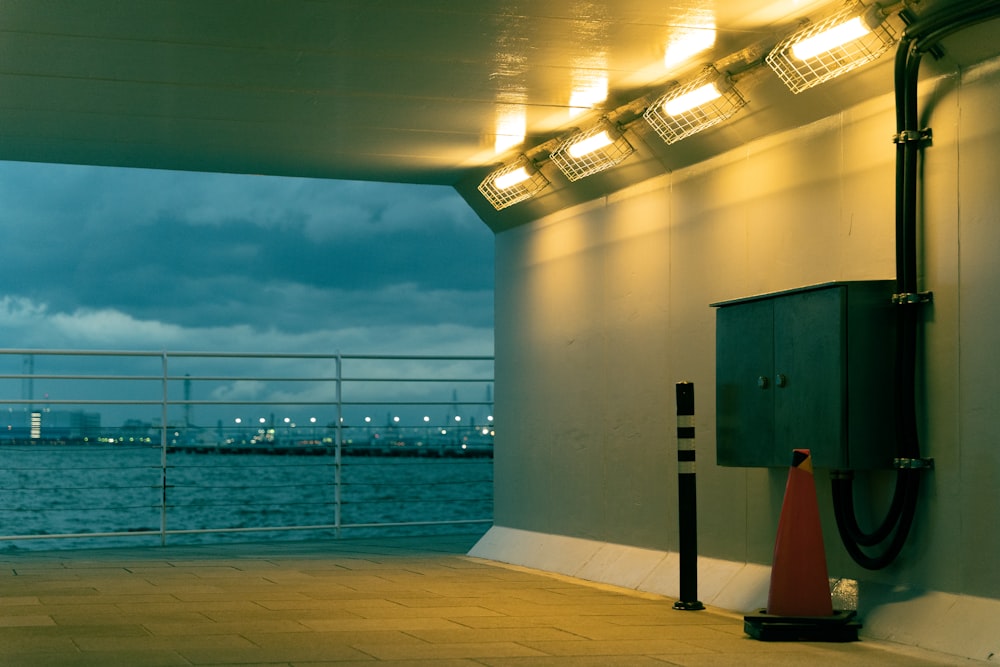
(162, 519, 493, 534)
(0, 349, 166, 358)
(0, 399, 494, 406)
(168, 376, 333, 382)
(0, 374, 492, 383)
(0, 530, 163, 541)
(0, 519, 493, 541)
(1, 399, 165, 405)
(339, 355, 492, 361)
(337, 519, 493, 529)
(169, 376, 491, 383)
(162, 524, 342, 535)
(1, 349, 491, 361)
(337, 401, 495, 406)
(0, 349, 343, 360)
(0, 374, 163, 381)
(340, 377, 493, 383)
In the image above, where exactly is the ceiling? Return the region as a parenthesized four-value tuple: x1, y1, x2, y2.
(0, 0, 994, 230)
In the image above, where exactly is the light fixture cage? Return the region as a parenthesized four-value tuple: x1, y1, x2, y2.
(550, 121, 634, 182)
(643, 69, 747, 145)
(766, 3, 901, 94)
(477, 156, 549, 210)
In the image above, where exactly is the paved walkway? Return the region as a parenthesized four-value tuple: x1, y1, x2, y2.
(0, 533, 974, 666)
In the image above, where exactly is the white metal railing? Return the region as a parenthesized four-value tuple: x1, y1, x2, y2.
(0, 349, 494, 549)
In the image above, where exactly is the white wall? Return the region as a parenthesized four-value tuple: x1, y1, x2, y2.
(490, 54, 1000, 626)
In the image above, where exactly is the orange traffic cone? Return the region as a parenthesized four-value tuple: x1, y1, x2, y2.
(767, 448, 833, 617)
(744, 449, 860, 641)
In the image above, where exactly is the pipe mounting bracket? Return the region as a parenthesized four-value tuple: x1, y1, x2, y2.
(893, 457, 935, 470)
(892, 128, 932, 145)
(892, 291, 933, 305)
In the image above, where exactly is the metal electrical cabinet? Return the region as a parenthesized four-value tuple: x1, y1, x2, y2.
(712, 281, 896, 470)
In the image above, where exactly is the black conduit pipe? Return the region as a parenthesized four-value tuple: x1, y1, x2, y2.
(832, 1, 1000, 570)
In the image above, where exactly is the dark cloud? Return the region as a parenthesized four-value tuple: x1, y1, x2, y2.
(0, 162, 494, 354)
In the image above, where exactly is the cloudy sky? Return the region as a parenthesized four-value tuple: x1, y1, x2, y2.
(0, 161, 494, 357)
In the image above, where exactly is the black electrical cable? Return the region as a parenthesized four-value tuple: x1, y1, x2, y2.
(832, 1, 1000, 570)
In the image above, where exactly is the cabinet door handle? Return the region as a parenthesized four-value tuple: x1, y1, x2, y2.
(775, 373, 787, 388)
(757, 376, 769, 389)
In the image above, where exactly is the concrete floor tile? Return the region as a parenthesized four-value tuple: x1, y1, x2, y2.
(172, 587, 310, 602)
(0, 614, 55, 627)
(179, 643, 373, 664)
(0, 623, 150, 638)
(546, 619, 734, 641)
(246, 628, 427, 647)
(384, 595, 486, 608)
(446, 614, 591, 630)
(49, 608, 205, 625)
(0, 649, 191, 667)
(342, 601, 503, 619)
(114, 600, 263, 614)
(0, 595, 42, 606)
(407, 626, 583, 644)
(143, 619, 310, 635)
(519, 637, 716, 657)
(0, 637, 81, 654)
(74, 632, 257, 652)
(299, 617, 465, 632)
(477, 657, 680, 667)
(294, 660, 481, 667)
(351, 640, 548, 661)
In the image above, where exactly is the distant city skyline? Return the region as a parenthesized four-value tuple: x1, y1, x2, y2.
(3, 349, 494, 443)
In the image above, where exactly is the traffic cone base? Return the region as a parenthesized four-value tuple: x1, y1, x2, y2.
(744, 609, 860, 642)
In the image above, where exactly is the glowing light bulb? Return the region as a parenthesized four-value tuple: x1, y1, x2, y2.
(567, 130, 613, 158)
(493, 166, 531, 190)
(663, 82, 722, 116)
(791, 16, 870, 60)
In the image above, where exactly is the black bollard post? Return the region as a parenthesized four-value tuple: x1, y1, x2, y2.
(674, 381, 704, 611)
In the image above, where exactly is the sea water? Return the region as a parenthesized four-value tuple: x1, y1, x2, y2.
(0, 444, 493, 551)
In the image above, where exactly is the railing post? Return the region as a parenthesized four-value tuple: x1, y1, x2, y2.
(160, 351, 169, 547)
(334, 351, 343, 538)
(674, 381, 704, 611)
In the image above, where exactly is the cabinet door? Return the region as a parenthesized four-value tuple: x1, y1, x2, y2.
(773, 287, 845, 467)
(716, 298, 774, 466)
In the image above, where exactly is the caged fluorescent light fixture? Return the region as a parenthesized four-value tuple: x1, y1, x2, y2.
(477, 155, 549, 210)
(549, 118, 634, 182)
(766, 2, 901, 94)
(478, 1, 906, 211)
(643, 67, 748, 145)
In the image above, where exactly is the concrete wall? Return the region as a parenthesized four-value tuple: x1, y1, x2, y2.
(481, 55, 1000, 660)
